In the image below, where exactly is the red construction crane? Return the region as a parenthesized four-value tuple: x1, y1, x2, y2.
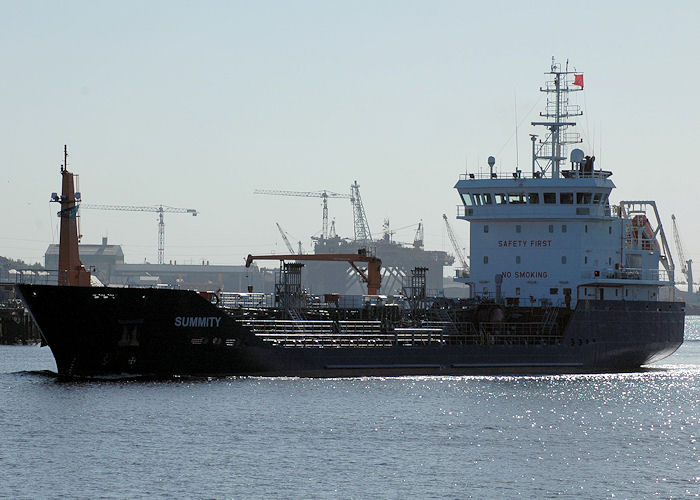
(245, 251, 382, 295)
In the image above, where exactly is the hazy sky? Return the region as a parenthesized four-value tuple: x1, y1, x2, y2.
(2, 1, 698, 280)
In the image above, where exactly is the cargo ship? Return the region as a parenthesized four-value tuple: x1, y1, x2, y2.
(16, 60, 685, 377)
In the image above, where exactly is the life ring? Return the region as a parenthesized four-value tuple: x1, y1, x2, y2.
(211, 293, 220, 306)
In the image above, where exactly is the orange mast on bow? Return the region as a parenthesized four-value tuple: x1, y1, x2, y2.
(52, 145, 91, 286)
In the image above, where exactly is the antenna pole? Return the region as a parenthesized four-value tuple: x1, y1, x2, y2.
(530, 59, 583, 178)
(514, 91, 519, 169)
(158, 207, 165, 265)
(553, 71, 561, 178)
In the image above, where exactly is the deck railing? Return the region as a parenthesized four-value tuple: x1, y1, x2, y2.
(219, 292, 275, 309)
(247, 320, 561, 348)
(580, 268, 673, 283)
(458, 169, 612, 181)
(479, 322, 560, 345)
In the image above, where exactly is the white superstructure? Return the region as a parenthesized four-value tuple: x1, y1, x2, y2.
(454, 59, 675, 308)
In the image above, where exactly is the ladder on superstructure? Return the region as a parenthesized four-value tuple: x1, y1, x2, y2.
(431, 307, 459, 334)
(541, 304, 560, 335)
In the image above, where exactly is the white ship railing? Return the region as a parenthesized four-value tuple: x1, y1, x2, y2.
(6, 269, 56, 284)
(338, 321, 383, 335)
(247, 320, 565, 348)
(458, 169, 612, 181)
(219, 292, 275, 308)
(479, 322, 561, 345)
(580, 268, 673, 283)
(244, 319, 335, 335)
(456, 203, 611, 218)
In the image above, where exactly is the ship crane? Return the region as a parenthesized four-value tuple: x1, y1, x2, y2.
(246, 251, 382, 295)
(254, 189, 352, 240)
(672, 214, 694, 294)
(443, 214, 469, 277)
(80, 204, 198, 265)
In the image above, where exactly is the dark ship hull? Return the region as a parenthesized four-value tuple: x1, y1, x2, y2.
(16, 284, 685, 378)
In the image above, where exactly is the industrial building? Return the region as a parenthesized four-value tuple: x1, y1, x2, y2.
(44, 239, 275, 293)
(45, 237, 124, 284)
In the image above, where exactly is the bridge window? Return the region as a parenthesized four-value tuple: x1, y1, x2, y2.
(461, 193, 473, 206)
(593, 193, 602, 204)
(495, 193, 507, 204)
(550, 288, 559, 295)
(528, 193, 540, 204)
(560, 192, 574, 204)
(482, 193, 493, 204)
(472, 193, 482, 206)
(508, 193, 526, 204)
(600, 194, 609, 205)
(544, 193, 556, 204)
(577, 192, 592, 204)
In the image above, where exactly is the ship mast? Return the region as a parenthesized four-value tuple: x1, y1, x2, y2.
(531, 58, 583, 178)
(52, 145, 92, 286)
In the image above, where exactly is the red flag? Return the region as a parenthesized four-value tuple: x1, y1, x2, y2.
(573, 74, 584, 88)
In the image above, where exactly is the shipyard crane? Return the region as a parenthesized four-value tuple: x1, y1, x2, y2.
(276, 222, 304, 254)
(443, 214, 469, 277)
(351, 181, 372, 244)
(276, 222, 295, 254)
(80, 204, 198, 265)
(413, 221, 424, 249)
(671, 214, 694, 294)
(254, 189, 352, 240)
(378, 219, 423, 247)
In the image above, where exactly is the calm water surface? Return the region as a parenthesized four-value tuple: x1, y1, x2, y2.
(1, 318, 699, 499)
